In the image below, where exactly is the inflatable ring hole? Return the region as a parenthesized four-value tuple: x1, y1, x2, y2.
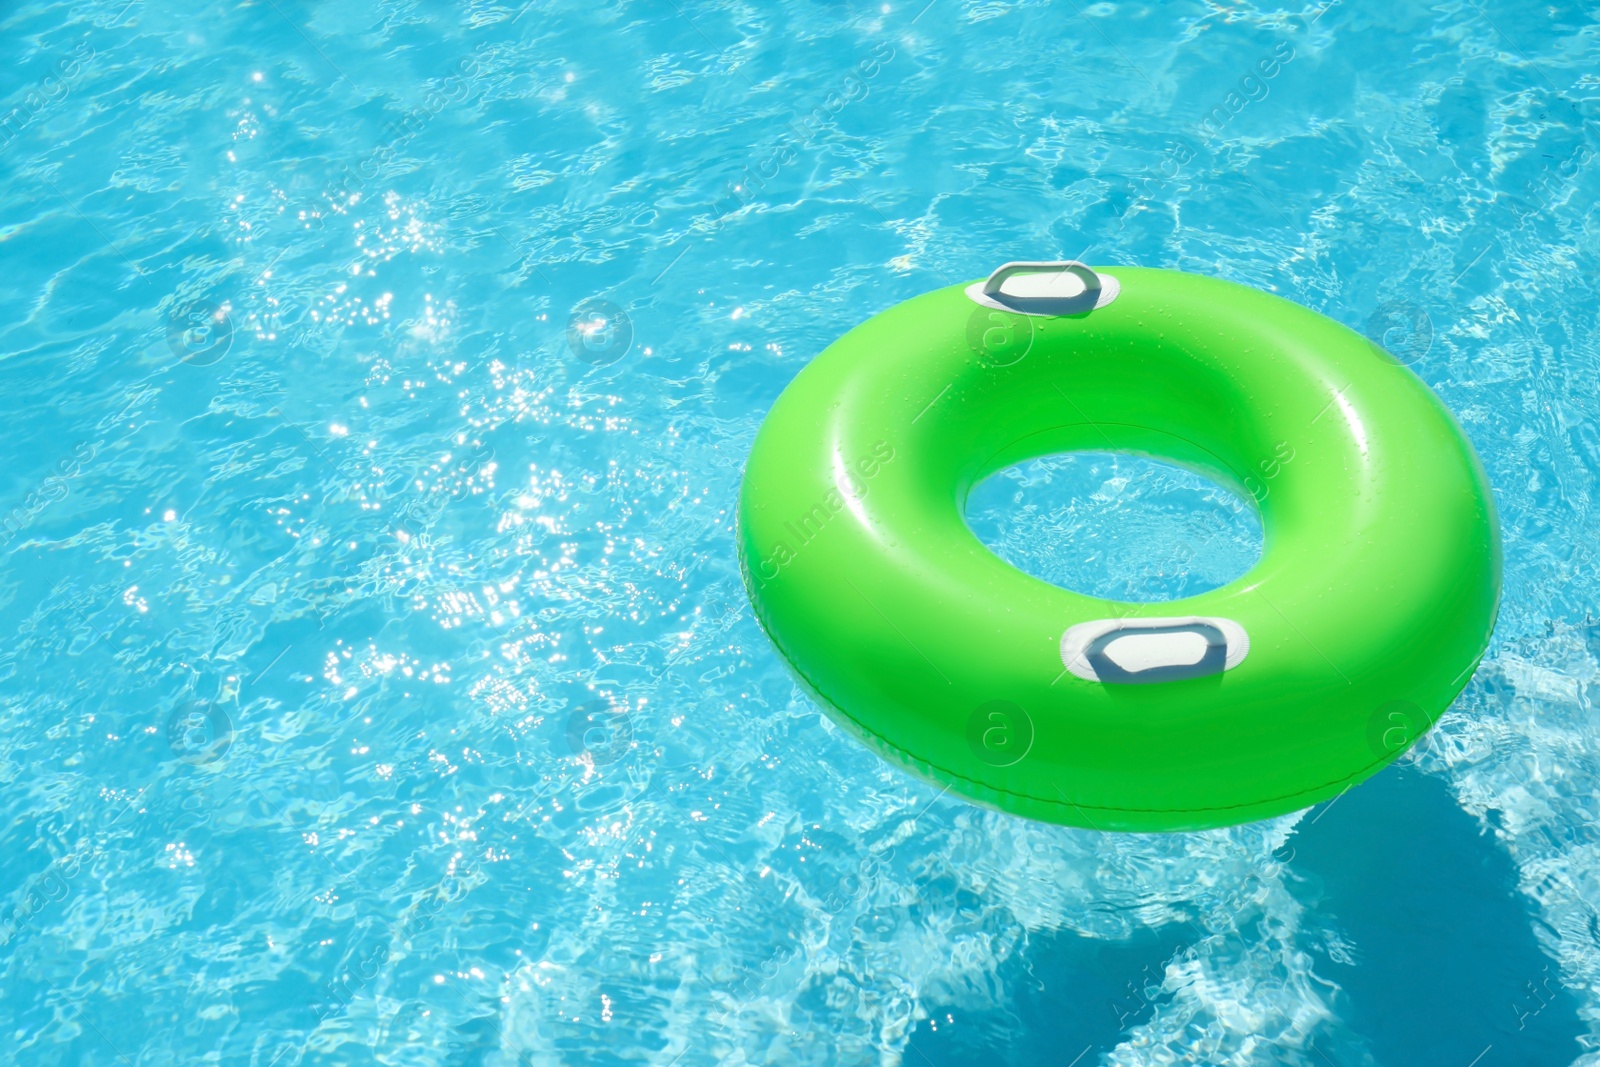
(963, 451, 1263, 602)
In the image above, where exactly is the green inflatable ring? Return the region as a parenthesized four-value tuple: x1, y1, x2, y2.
(738, 263, 1500, 832)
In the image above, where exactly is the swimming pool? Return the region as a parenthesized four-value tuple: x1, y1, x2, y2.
(0, 0, 1596, 1063)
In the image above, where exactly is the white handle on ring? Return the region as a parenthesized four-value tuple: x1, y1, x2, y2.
(1060, 616, 1250, 684)
(982, 260, 1103, 299)
(965, 260, 1120, 316)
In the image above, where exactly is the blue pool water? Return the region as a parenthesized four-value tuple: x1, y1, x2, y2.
(1, 1, 1598, 1064)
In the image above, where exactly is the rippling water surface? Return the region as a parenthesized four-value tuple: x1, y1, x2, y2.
(2, 1, 1598, 1064)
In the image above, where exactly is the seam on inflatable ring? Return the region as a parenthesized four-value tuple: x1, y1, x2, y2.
(753, 628, 1480, 819)
(823, 689, 1400, 817)
(740, 529, 1493, 819)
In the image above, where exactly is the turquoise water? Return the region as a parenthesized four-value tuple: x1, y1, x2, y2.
(1, 1, 1597, 1064)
